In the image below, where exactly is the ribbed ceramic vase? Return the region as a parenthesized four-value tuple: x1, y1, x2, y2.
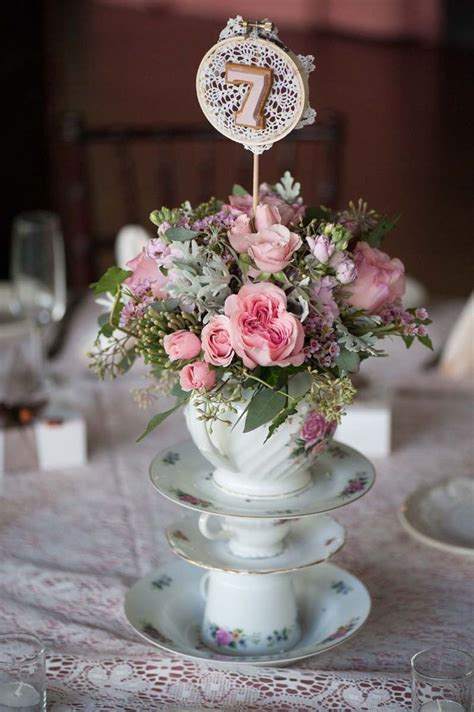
(184, 391, 336, 499)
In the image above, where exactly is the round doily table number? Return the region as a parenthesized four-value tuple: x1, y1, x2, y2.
(196, 33, 310, 152)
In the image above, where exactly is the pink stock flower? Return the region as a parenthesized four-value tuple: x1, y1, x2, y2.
(163, 330, 201, 361)
(201, 315, 234, 367)
(307, 235, 335, 264)
(224, 283, 305, 369)
(330, 252, 357, 285)
(179, 361, 216, 391)
(345, 242, 405, 315)
(228, 204, 301, 272)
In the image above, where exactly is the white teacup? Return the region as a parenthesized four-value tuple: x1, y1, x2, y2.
(200, 570, 301, 656)
(199, 513, 291, 559)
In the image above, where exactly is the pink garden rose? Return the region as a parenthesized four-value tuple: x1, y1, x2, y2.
(228, 204, 301, 273)
(346, 242, 405, 314)
(179, 361, 216, 391)
(224, 282, 305, 369)
(163, 330, 201, 361)
(201, 315, 234, 367)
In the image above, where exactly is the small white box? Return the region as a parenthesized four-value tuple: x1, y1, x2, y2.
(35, 407, 87, 470)
(336, 393, 391, 458)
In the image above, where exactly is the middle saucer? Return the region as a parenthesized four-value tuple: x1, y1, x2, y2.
(166, 512, 346, 574)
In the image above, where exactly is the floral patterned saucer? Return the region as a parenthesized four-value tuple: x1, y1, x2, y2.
(124, 559, 371, 666)
(399, 477, 474, 556)
(166, 513, 346, 574)
(149, 440, 375, 519)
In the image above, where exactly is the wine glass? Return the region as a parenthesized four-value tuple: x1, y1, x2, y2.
(10, 211, 66, 326)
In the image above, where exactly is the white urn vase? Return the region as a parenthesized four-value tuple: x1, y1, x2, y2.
(184, 389, 336, 499)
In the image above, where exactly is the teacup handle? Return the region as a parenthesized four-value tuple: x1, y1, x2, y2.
(198, 513, 230, 541)
(199, 572, 211, 600)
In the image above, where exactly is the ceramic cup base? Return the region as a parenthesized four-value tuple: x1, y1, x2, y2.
(211, 466, 312, 499)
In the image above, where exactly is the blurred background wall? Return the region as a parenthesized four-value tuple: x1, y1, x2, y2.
(1, 0, 473, 295)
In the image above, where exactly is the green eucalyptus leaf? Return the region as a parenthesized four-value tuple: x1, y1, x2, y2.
(232, 184, 249, 196)
(335, 348, 361, 375)
(136, 402, 184, 442)
(90, 267, 131, 295)
(117, 347, 136, 374)
(264, 403, 298, 442)
(364, 214, 400, 248)
(418, 334, 434, 351)
(243, 388, 287, 433)
(149, 210, 161, 226)
(165, 226, 199, 242)
(100, 323, 114, 338)
(151, 298, 180, 312)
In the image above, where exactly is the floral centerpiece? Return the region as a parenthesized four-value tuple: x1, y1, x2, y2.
(90, 173, 431, 492)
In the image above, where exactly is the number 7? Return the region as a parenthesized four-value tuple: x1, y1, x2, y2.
(225, 62, 273, 130)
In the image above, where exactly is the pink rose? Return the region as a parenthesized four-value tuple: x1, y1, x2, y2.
(179, 361, 216, 391)
(228, 214, 253, 253)
(227, 191, 305, 226)
(228, 204, 301, 272)
(248, 225, 301, 273)
(163, 330, 201, 361)
(346, 242, 405, 314)
(228, 204, 281, 254)
(201, 315, 234, 367)
(224, 283, 305, 369)
(124, 238, 180, 300)
(124, 249, 168, 299)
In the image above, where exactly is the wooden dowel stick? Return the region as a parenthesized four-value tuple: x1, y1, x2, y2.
(252, 153, 259, 215)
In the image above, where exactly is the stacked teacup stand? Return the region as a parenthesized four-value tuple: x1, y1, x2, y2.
(124, 17, 374, 665)
(124, 434, 374, 665)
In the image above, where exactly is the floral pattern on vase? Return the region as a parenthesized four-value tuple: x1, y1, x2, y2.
(322, 617, 360, 643)
(341, 474, 369, 498)
(172, 488, 211, 508)
(208, 624, 255, 650)
(331, 580, 353, 595)
(206, 623, 298, 650)
(291, 410, 337, 459)
(152, 575, 172, 590)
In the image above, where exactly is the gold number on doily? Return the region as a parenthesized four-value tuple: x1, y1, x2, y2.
(225, 62, 273, 130)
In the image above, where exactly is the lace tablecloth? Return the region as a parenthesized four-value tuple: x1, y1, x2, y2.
(0, 300, 473, 710)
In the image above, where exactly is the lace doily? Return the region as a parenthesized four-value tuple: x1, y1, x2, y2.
(197, 16, 316, 153)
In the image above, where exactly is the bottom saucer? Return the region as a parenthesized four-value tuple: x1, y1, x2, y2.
(124, 559, 371, 666)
